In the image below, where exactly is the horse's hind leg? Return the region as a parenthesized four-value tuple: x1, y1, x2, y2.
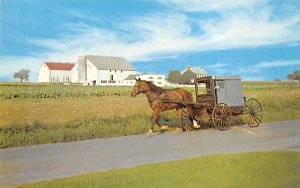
(187, 107, 201, 129)
(175, 108, 183, 133)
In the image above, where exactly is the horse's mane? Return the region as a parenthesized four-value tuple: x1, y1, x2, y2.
(145, 81, 164, 93)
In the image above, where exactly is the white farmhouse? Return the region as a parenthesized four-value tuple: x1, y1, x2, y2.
(137, 74, 165, 86)
(125, 73, 166, 87)
(72, 55, 136, 85)
(38, 62, 75, 83)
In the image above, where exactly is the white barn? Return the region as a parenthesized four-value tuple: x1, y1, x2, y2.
(72, 55, 136, 85)
(38, 62, 75, 83)
(38, 55, 137, 85)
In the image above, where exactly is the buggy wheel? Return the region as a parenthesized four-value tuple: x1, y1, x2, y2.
(243, 98, 262, 127)
(182, 108, 193, 131)
(212, 103, 231, 131)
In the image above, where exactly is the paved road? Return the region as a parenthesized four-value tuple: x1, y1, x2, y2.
(1, 120, 300, 187)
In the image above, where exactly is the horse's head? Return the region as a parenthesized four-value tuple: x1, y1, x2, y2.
(131, 78, 150, 97)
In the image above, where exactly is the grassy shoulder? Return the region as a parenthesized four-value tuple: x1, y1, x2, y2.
(17, 151, 300, 188)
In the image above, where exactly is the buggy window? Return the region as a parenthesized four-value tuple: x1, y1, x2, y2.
(197, 79, 212, 95)
(198, 83, 207, 94)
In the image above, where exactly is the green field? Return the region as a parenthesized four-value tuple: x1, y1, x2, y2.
(17, 151, 300, 188)
(0, 81, 299, 148)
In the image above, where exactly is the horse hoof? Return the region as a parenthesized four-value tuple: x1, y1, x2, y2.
(161, 125, 169, 130)
(145, 129, 154, 137)
(193, 120, 201, 129)
(175, 128, 183, 134)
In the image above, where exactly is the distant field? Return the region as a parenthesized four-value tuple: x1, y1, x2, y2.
(17, 151, 300, 188)
(0, 82, 131, 100)
(0, 81, 299, 148)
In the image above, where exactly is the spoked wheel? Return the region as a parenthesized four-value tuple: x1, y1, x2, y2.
(212, 103, 232, 131)
(182, 108, 193, 131)
(243, 98, 262, 127)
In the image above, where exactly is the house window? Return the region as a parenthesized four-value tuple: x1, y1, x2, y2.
(149, 76, 154, 79)
(110, 70, 111, 72)
(121, 70, 123, 73)
(157, 77, 163, 79)
(110, 75, 113, 81)
(115, 70, 116, 73)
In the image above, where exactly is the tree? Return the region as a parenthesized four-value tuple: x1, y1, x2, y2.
(13, 69, 30, 82)
(287, 70, 300, 81)
(167, 70, 181, 84)
(180, 69, 196, 84)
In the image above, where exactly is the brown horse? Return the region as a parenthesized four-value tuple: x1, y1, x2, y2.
(131, 78, 200, 136)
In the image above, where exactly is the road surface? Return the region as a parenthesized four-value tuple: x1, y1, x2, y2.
(1, 119, 299, 187)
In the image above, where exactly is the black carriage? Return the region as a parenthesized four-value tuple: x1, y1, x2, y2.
(185, 76, 262, 131)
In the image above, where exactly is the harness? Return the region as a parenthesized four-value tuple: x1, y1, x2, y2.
(148, 92, 160, 103)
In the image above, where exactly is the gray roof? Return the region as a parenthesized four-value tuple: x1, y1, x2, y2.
(214, 75, 241, 80)
(125, 74, 139, 80)
(191, 66, 208, 75)
(86, 55, 136, 71)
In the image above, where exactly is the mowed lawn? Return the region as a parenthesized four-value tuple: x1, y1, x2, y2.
(17, 151, 300, 188)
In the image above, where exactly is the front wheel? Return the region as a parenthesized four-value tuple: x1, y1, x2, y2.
(212, 103, 232, 131)
(182, 108, 193, 131)
(243, 98, 262, 127)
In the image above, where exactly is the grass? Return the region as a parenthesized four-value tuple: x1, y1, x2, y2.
(0, 111, 152, 148)
(17, 151, 300, 188)
(0, 96, 149, 125)
(0, 82, 299, 148)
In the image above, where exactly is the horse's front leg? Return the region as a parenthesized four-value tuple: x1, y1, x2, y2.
(146, 108, 160, 137)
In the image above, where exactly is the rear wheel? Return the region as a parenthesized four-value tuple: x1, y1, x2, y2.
(243, 98, 262, 127)
(212, 103, 231, 131)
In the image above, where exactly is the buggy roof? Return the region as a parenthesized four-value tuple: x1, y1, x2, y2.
(195, 75, 241, 82)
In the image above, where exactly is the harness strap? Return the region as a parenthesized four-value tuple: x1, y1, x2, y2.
(148, 92, 160, 103)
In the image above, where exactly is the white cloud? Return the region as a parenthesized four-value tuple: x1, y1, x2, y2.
(26, 7, 300, 64)
(253, 60, 300, 69)
(241, 76, 265, 81)
(159, 0, 266, 12)
(1, 1, 300, 81)
(206, 60, 300, 81)
(206, 62, 229, 69)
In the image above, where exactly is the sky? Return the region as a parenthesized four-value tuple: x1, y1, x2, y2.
(0, 0, 300, 81)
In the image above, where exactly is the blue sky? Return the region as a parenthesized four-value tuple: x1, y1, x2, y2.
(0, 0, 299, 81)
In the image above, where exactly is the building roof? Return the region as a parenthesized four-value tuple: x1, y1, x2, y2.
(86, 55, 136, 71)
(191, 66, 208, 75)
(125, 74, 139, 80)
(45, 62, 75, 71)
